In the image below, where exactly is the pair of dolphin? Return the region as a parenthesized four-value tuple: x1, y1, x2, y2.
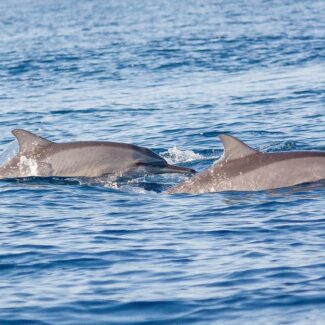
(1, 129, 324, 193)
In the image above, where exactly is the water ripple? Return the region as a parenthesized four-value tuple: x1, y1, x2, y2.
(0, 0, 325, 324)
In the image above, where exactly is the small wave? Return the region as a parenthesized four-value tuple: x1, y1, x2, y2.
(117, 184, 153, 194)
(264, 140, 299, 152)
(0, 140, 18, 166)
(160, 146, 203, 164)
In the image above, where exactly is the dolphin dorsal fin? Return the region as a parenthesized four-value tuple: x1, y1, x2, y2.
(219, 134, 258, 161)
(12, 129, 52, 153)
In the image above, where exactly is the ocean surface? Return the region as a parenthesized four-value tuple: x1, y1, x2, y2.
(0, 0, 325, 324)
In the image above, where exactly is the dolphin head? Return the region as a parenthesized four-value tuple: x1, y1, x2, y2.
(132, 146, 196, 175)
(132, 161, 196, 175)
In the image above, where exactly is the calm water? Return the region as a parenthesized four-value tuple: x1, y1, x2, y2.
(1, 0, 325, 324)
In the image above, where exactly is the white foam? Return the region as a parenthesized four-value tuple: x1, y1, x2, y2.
(161, 146, 203, 164)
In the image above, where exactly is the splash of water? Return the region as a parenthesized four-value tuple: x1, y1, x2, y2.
(160, 146, 203, 164)
(19, 156, 40, 176)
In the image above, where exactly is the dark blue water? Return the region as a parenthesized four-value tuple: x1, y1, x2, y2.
(1, 0, 325, 324)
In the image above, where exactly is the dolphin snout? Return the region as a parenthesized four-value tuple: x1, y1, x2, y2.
(163, 164, 196, 174)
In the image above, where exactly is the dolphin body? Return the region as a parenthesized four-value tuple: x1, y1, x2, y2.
(167, 134, 325, 194)
(0, 129, 195, 179)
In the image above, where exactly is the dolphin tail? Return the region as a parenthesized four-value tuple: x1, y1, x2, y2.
(163, 164, 196, 174)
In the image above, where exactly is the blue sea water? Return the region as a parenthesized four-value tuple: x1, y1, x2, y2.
(0, 0, 325, 324)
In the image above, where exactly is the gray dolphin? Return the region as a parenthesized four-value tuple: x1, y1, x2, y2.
(0, 129, 195, 179)
(167, 134, 325, 194)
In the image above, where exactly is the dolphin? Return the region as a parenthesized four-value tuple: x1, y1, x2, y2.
(0, 129, 195, 179)
(167, 134, 325, 194)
